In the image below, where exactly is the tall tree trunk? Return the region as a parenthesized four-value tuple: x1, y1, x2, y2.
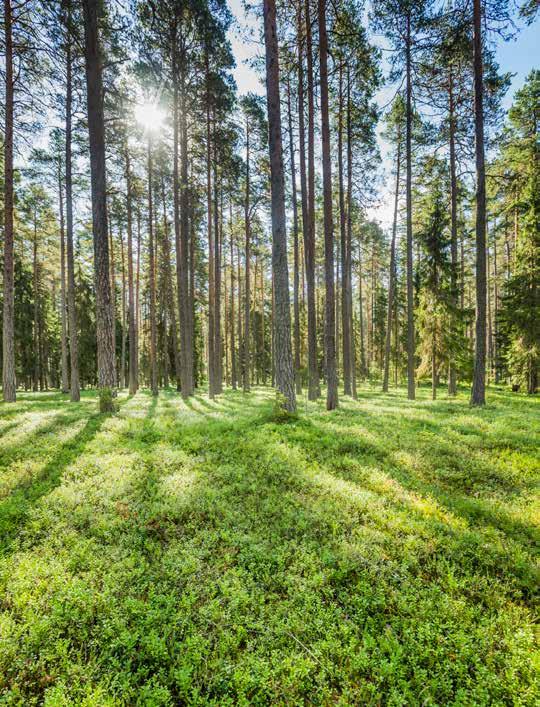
(493, 226, 499, 383)
(33, 214, 40, 392)
(383, 137, 401, 392)
(405, 12, 416, 400)
(207, 66, 216, 398)
(125, 142, 138, 395)
(358, 242, 367, 377)
(160, 175, 181, 389)
(179, 65, 193, 396)
(346, 70, 357, 399)
(304, 0, 320, 400)
(147, 140, 158, 396)
(2, 0, 16, 402)
(65, 6, 80, 402)
(229, 201, 237, 390)
(82, 0, 116, 411)
(286, 74, 302, 393)
(213, 127, 222, 394)
(243, 115, 251, 393)
(318, 0, 338, 410)
(263, 0, 296, 411)
(338, 63, 352, 395)
(58, 159, 69, 393)
(470, 0, 487, 406)
(448, 68, 459, 395)
(119, 228, 127, 388)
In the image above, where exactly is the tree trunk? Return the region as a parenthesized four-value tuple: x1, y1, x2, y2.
(303, 0, 320, 400)
(243, 115, 251, 393)
(82, 0, 116, 411)
(160, 175, 181, 389)
(448, 68, 458, 395)
(263, 0, 296, 411)
(213, 127, 222, 394)
(405, 12, 416, 400)
(125, 142, 138, 395)
(229, 200, 237, 390)
(286, 74, 302, 394)
(358, 242, 367, 377)
(33, 213, 40, 392)
(383, 137, 401, 392)
(2, 0, 16, 402)
(58, 160, 69, 393)
(179, 65, 193, 396)
(346, 70, 357, 399)
(207, 68, 216, 398)
(147, 140, 158, 396)
(119, 227, 127, 388)
(470, 0, 487, 406)
(318, 0, 338, 410)
(338, 64, 352, 395)
(65, 5, 80, 402)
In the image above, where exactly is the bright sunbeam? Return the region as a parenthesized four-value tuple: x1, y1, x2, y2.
(134, 102, 165, 132)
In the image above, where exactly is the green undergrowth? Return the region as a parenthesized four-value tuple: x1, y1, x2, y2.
(0, 384, 538, 705)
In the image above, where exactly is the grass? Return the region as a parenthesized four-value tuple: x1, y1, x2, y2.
(0, 384, 538, 705)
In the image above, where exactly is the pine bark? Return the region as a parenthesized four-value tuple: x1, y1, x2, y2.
(65, 13, 80, 402)
(448, 68, 458, 395)
(318, 0, 338, 410)
(263, 0, 296, 412)
(58, 160, 69, 393)
(303, 0, 320, 400)
(338, 64, 352, 395)
(147, 141, 158, 396)
(405, 12, 416, 400)
(2, 0, 16, 402)
(286, 74, 302, 393)
(346, 70, 357, 398)
(383, 137, 401, 392)
(125, 143, 138, 394)
(82, 0, 116, 409)
(243, 115, 251, 392)
(470, 0, 487, 406)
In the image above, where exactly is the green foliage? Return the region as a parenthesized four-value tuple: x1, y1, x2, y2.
(496, 71, 539, 393)
(271, 391, 298, 423)
(99, 387, 118, 414)
(0, 386, 538, 704)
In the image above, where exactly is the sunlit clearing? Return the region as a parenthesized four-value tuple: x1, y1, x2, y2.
(134, 102, 165, 132)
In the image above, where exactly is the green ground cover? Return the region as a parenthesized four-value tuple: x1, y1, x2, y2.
(0, 385, 538, 705)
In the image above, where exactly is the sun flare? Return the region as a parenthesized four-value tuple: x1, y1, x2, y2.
(134, 102, 165, 131)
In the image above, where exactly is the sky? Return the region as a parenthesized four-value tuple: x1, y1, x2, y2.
(226, 0, 539, 228)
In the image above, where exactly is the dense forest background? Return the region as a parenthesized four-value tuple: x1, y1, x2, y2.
(0, 0, 538, 411)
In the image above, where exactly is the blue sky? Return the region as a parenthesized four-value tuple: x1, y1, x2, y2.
(227, 0, 538, 226)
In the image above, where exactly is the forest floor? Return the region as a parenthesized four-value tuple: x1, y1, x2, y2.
(0, 384, 538, 705)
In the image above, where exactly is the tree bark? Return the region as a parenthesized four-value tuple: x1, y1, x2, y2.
(243, 114, 251, 393)
(147, 140, 158, 396)
(338, 64, 352, 395)
(229, 201, 237, 389)
(346, 69, 357, 399)
(263, 0, 296, 412)
(318, 0, 338, 410)
(65, 3, 80, 402)
(286, 74, 302, 393)
(303, 0, 320, 400)
(2, 0, 16, 402)
(448, 68, 459, 395)
(470, 0, 487, 406)
(125, 142, 138, 394)
(58, 159, 69, 393)
(405, 12, 416, 400)
(82, 0, 116, 410)
(383, 138, 401, 392)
